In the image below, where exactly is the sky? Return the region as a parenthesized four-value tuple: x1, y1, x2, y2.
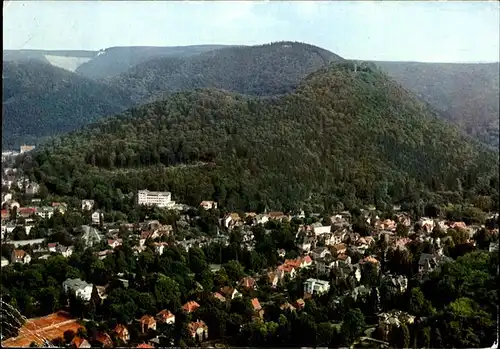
(3, 0, 500, 63)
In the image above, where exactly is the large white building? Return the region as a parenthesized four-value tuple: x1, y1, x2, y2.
(63, 278, 94, 301)
(137, 190, 175, 208)
(303, 278, 331, 295)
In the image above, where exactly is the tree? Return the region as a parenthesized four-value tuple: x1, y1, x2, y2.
(340, 308, 365, 344)
(154, 274, 181, 311)
(409, 287, 434, 317)
(222, 260, 245, 283)
(390, 323, 410, 349)
(63, 330, 76, 344)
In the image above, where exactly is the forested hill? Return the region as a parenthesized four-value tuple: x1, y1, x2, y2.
(75, 45, 232, 79)
(30, 62, 498, 212)
(374, 61, 500, 148)
(105, 41, 343, 103)
(2, 61, 131, 149)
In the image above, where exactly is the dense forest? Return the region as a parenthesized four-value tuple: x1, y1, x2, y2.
(2, 42, 340, 149)
(4, 43, 499, 150)
(75, 45, 233, 79)
(2, 61, 131, 149)
(27, 62, 499, 213)
(375, 61, 500, 148)
(104, 41, 343, 103)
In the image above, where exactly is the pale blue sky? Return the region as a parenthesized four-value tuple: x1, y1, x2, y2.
(3, 1, 500, 62)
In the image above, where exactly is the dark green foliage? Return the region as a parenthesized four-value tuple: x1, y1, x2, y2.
(376, 61, 500, 148)
(30, 62, 498, 211)
(2, 61, 131, 149)
(76, 45, 233, 79)
(106, 41, 343, 103)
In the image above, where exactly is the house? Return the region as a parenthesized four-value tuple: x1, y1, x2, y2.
(220, 286, 242, 300)
(96, 286, 108, 301)
(6, 200, 20, 210)
(137, 190, 175, 208)
(63, 278, 94, 301)
(36, 206, 54, 219)
(222, 213, 241, 229)
(311, 246, 331, 260)
(267, 211, 287, 221)
(280, 302, 296, 312)
(188, 320, 208, 342)
(1, 209, 10, 220)
(108, 239, 123, 249)
(316, 255, 337, 275)
(58, 245, 74, 258)
(251, 298, 264, 319)
(239, 276, 257, 290)
(331, 243, 347, 255)
(139, 315, 157, 333)
(92, 211, 103, 225)
(113, 324, 130, 343)
(377, 310, 416, 341)
(267, 271, 280, 288)
(18, 207, 37, 218)
(156, 309, 175, 324)
(182, 301, 200, 313)
(52, 202, 68, 214)
(313, 225, 332, 236)
(11, 249, 31, 264)
(418, 253, 451, 275)
(489, 241, 499, 252)
(1, 257, 10, 267)
(139, 230, 160, 246)
(48, 242, 58, 252)
(382, 274, 408, 294)
(71, 336, 91, 348)
(213, 292, 226, 302)
(154, 242, 168, 255)
(200, 201, 217, 210)
(136, 343, 154, 348)
(303, 278, 331, 295)
(276, 264, 297, 280)
(96, 249, 113, 260)
(25, 183, 40, 195)
(81, 199, 95, 211)
(255, 214, 269, 225)
(20, 144, 36, 153)
(333, 230, 347, 245)
(294, 298, 306, 310)
(94, 332, 113, 348)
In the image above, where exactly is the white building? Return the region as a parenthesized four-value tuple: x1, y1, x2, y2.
(303, 278, 331, 295)
(91, 211, 103, 225)
(63, 278, 94, 301)
(1, 257, 10, 267)
(200, 201, 217, 210)
(81, 200, 95, 211)
(36, 207, 54, 219)
(313, 225, 332, 236)
(137, 190, 175, 208)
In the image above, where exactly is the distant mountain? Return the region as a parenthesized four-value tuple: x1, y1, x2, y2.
(3, 46, 230, 78)
(75, 45, 233, 79)
(374, 61, 500, 148)
(3, 49, 97, 72)
(2, 42, 342, 148)
(32, 62, 498, 212)
(106, 41, 343, 103)
(2, 61, 131, 149)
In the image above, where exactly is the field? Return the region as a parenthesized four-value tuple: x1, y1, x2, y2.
(1, 311, 83, 347)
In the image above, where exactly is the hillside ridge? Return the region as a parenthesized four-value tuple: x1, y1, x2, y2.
(30, 61, 498, 212)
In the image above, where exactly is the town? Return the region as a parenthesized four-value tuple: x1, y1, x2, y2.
(1, 150, 498, 348)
